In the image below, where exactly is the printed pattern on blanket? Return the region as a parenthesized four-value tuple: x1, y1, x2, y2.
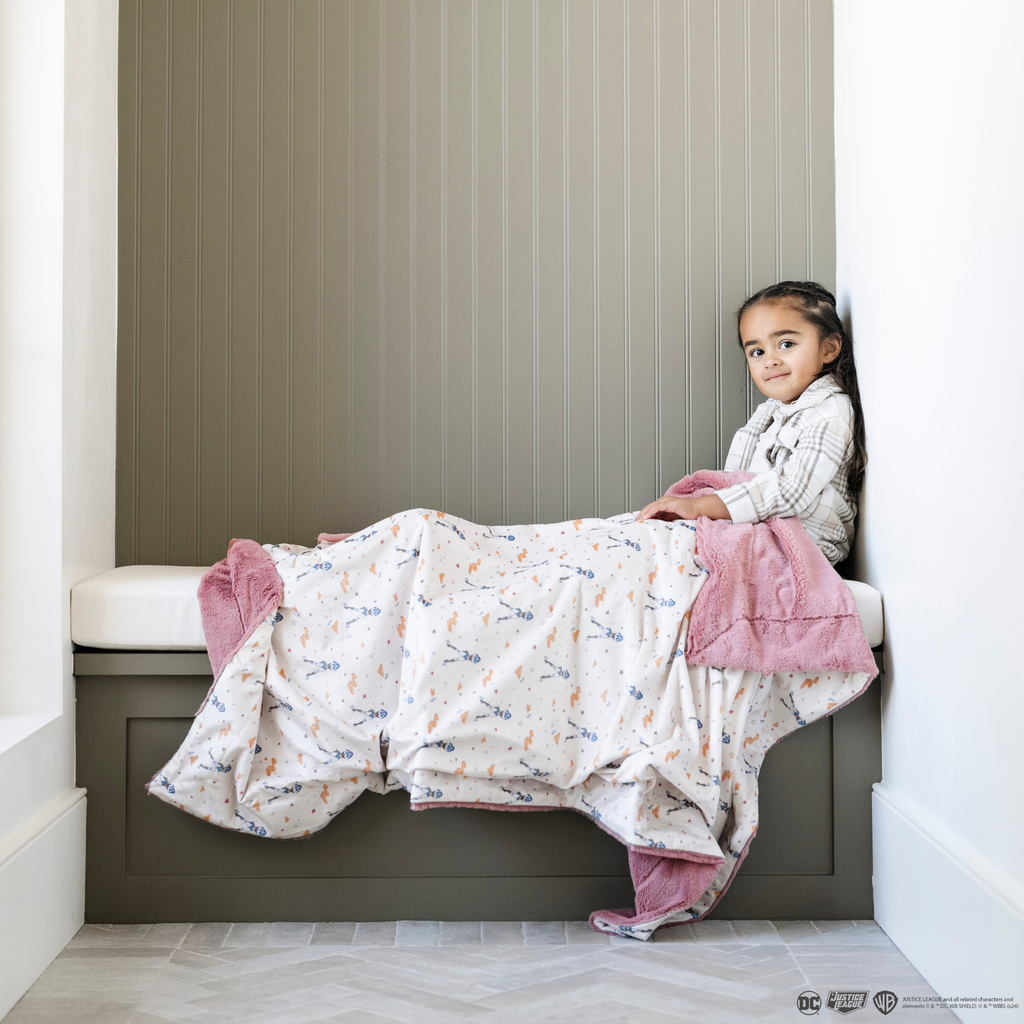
(149, 508, 870, 939)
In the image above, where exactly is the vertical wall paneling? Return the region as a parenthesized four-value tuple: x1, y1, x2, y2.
(117, 0, 836, 563)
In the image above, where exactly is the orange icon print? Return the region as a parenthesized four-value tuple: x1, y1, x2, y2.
(377, 663, 384, 677)
(483, 669, 493, 684)
(570, 686, 582, 707)
(331, 620, 339, 633)
(595, 588, 606, 608)
(218, 725, 232, 740)
(743, 734, 759, 748)
(482, 613, 490, 626)
(572, 629, 580, 642)
(190, 755, 199, 764)
(266, 758, 277, 777)
(427, 713, 439, 733)
(643, 709, 655, 729)
(517, 549, 528, 562)
(320, 784, 330, 803)
(341, 571, 351, 593)
(454, 761, 467, 777)
(242, 672, 252, 683)
(398, 616, 406, 638)
(348, 673, 358, 694)
(310, 716, 320, 738)
(460, 711, 469, 723)
(547, 627, 557, 648)
(447, 611, 458, 632)
(800, 677, 820, 688)
(648, 566, 659, 584)
(369, 562, 378, 575)
(554, 732, 561, 745)
(515, 666, 523, 680)
(524, 730, 534, 751)
(468, 559, 482, 573)
(300, 627, 310, 648)
(573, 519, 582, 531)
(391, 522, 401, 537)
(487, 764, 495, 777)
(665, 750, 679, 762)
(600, 690, 608, 703)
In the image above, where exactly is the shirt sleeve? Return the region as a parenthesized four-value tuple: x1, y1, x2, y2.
(716, 401, 852, 524)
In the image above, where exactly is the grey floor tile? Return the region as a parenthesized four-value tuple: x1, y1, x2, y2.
(179, 923, 233, 953)
(66, 925, 153, 948)
(770, 920, 819, 943)
(224, 922, 273, 948)
(394, 920, 440, 946)
(352, 921, 397, 947)
(324, 1014, 407, 1024)
(439, 921, 482, 946)
(144, 924, 193, 948)
(312, 923, 358, 946)
(480, 921, 523, 945)
(268, 922, 315, 946)
(522, 921, 566, 946)
(7, 919, 953, 1024)
(690, 919, 739, 943)
(731, 921, 783, 943)
(57, 947, 174, 963)
(3, 997, 139, 1024)
(565, 921, 609, 945)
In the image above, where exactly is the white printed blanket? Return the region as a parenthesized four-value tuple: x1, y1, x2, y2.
(150, 508, 872, 938)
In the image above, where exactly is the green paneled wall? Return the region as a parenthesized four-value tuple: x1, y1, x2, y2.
(117, 0, 835, 566)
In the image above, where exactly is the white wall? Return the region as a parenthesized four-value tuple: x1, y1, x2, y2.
(835, 0, 1024, 1010)
(0, 0, 117, 1015)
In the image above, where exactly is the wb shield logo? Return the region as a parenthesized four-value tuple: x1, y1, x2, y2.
(873, 992, 899, 1015)
(798, 991, 822, 1015)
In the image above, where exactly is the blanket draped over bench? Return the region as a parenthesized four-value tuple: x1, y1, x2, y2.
(149, 472, 876, 939)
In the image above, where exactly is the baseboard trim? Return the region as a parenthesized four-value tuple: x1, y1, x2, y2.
(0, 789, 87, 1018)
(873, 782, 1024, 918)
(872, 784, 1024, 1019)
(0, 786, 87, 872)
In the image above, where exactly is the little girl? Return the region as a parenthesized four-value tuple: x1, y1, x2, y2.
(636, 281, 866, 566)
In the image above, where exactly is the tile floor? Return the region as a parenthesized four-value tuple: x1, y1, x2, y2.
(3, 920, 956, 1024)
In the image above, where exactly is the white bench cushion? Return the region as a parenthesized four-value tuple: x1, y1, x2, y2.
(71, 565, 884, 652)
(844, 579, 884, 647)
(71, 565, 209, 650)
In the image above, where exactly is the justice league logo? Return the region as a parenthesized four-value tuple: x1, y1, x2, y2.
(826, 991, 869, 1014)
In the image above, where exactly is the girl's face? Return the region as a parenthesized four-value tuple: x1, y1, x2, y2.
(739, 299, 841, 404)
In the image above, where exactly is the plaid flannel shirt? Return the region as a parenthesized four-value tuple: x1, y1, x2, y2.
(717, 374, 856, 565)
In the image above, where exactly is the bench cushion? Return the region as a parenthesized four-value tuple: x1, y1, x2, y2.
(72, 565, 209, 650)
(71, 565, 884, 651)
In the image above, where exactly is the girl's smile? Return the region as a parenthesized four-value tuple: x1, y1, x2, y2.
(739, 299, 841, 404)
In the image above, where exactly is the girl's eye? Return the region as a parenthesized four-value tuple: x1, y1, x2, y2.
(779, 340, 795, 349)
(748, 348, 764, 359)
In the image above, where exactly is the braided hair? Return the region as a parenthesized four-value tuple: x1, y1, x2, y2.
(736, 281, 867, 496)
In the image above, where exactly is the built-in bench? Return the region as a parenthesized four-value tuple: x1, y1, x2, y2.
(73, 566, 884, 924)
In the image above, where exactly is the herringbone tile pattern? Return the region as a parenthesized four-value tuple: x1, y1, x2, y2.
(4, 920, 953, 1024)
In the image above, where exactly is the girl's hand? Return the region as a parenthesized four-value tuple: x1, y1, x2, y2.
(635, 494, 732, 522)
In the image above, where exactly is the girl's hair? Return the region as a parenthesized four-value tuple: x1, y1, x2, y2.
(736, 281, 867, 496)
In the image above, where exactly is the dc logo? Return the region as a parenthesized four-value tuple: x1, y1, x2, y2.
(798, 991, 822, 1015)
(874, 991, 899, 1015)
